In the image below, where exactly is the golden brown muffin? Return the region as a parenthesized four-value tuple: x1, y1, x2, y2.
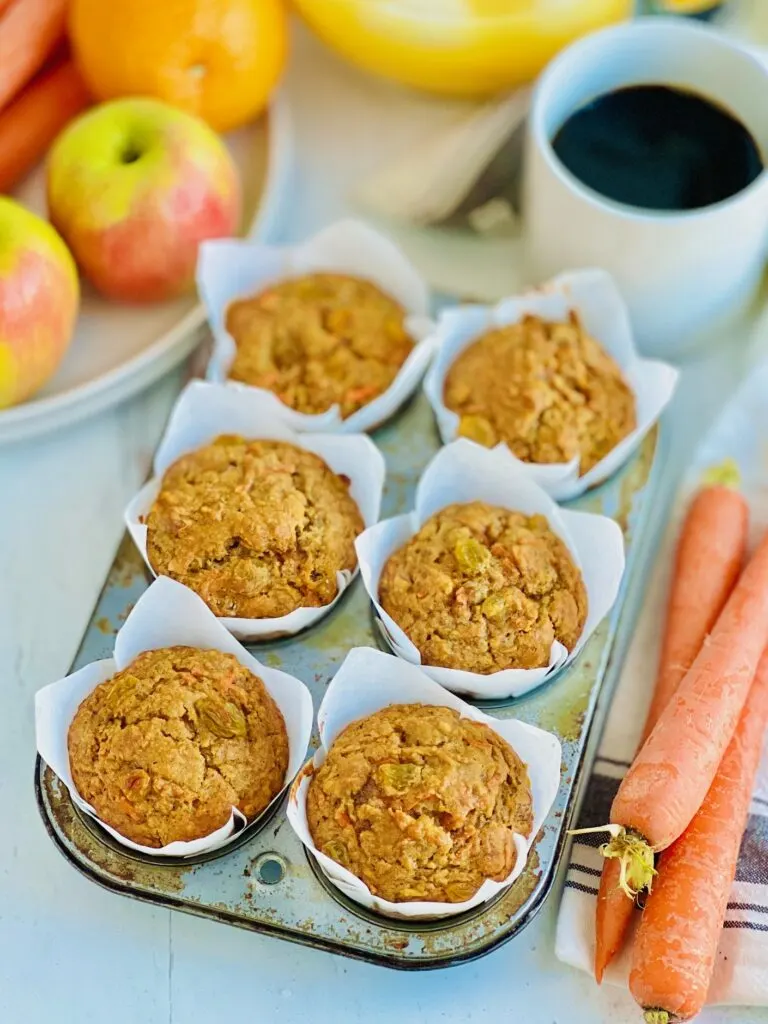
(145, 436, 364, 619)
(443, 312, 636, 475)
(68, 647, 289, 848)
(307, 703, 533, 903)
(225, 273, 415, 418)
(379, 501, 587, 673)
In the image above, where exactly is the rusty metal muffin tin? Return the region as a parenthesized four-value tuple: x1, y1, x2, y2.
(35, 392, 662, 968)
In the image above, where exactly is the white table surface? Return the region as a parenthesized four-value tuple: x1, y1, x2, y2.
(3, 25, 768, 1024)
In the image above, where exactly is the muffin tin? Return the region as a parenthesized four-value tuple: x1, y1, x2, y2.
(35, 389, 663, 968)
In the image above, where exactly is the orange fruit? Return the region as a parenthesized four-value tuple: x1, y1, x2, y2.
(68, 0, 287, 133)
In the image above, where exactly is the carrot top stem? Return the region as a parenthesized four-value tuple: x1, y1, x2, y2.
(601, 831, 656, 898)
(568, 824, 624, 840)
(700, 458, 741, 489)
(644, 1011, 675, 1024)
(569, 824, 656, 898)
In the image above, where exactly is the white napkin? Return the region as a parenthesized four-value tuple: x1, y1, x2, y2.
(555, 361, 768, 1009)
(355, 89, 529, 234)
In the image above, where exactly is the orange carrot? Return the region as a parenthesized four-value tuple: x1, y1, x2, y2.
(0, 59, 90, 194)
(581, 528, 768, 899)
(593, 486, 748, 983)
(36, 30, 70, 73)
(612, 528, 768, 847)
(345, 385, 378, 406)
(629, 647, 768, 1023)
(0, 0, 68, 112)
(641, 486, 749, 744)
(594, 861, 634, 985)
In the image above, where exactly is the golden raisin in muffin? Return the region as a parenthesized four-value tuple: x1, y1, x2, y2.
(379, 501, 587, 673)
(145, 436, 364, 619)
(67, 647, 288, 848)
(225, 273, 415, 418)
(443, 313, 637, 475)
(307, 703, 533, 903)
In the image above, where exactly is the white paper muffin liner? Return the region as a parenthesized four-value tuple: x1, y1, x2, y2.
(35, 577, 314, 858)
(286, 646, 562, 920)
(198, 218, 437, 433)
(423, 268, 678, 502)
(124, 380, 386, 641)
(355, 439, 625, 700)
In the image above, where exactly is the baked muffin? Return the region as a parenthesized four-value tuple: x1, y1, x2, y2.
(145, 436, 364, 619)
(307, 703, 533, 903)
(379, 501, 587, 673)
(68, 647, 289, 848)
(225, 273, 415, 418)
(443, 312, 636, 475)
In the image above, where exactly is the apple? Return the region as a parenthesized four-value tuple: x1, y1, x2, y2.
(46, 97, 241, 303)
(0, 197, 79, 410)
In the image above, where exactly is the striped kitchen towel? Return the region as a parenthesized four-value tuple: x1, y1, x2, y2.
(555, 366, 768, 1008)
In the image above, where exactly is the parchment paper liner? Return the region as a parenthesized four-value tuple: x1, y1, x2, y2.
(125, 380, 386, 641)
(286, 646, 561, 920)
(198, 218, 437, 433)
(35, 576, 314, 858)
(423, 268, 678, 502)
(355, 439, 625, 700)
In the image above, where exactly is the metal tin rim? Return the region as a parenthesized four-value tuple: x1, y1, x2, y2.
(34, 754, 556, 971)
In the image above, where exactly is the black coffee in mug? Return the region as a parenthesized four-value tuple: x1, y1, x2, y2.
(551, 84, 764, 211)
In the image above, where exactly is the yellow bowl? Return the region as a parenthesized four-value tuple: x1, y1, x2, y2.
(293, 0, 634, 97)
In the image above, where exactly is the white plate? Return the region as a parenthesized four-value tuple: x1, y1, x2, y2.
(0, 93, 293, 445)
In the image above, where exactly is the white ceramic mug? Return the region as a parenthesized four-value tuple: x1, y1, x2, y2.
(523, 18, 768, 359)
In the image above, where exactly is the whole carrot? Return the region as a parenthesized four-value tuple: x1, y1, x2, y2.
(594, 486, 748, 983)
(0, 59, 90, 194)
(581, 529, 768, 897)
(0, 0, 68, 112)
(629, 647, 768, 1023)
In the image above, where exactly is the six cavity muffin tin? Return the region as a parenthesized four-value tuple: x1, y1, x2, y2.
(35, 391, 663, 969)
